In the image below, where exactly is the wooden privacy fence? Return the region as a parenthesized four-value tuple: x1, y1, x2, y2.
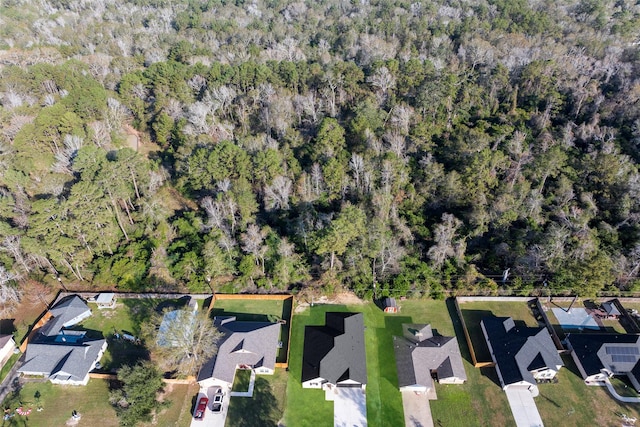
(19, 311, 52, 353)
(454, 297, 496, 368)
(89, 373, 196, 385)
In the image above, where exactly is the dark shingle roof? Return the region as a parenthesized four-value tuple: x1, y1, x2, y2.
(393, 323, 466, 389)
(567, 333, 640, 377)
(482, 316, 562, 387)
(302, 312, 367, 386)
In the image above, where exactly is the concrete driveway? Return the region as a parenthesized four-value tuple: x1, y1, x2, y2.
(401, 391, 434, 427)
(189, 386, 230, 427)
(334, 387, 367, 427)
(505, 388, 544, 427)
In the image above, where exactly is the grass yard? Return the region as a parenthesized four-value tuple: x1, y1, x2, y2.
(0, 353, 20, 384)
(226, 368, 288, 427)
(1, 379, 197, 427)
(2, 379, 118, 426)
(609, 376, 640, 398)
(232, 369, 252, 392)
(284, 299, 514, 427)
(211, 297, 293, 363)
(457, 300, 540, 363)
(536, 356, 640, 427)
(140, 382, 200, 427)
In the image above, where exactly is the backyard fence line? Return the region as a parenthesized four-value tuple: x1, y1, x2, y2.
(454, 297, 481, 367)
(88, 373, 196, 385)
(213, 294, 292, 301)
(89, 373, 117, 380)
(19, 311, 52, 353)
(533, 298, 565, 351)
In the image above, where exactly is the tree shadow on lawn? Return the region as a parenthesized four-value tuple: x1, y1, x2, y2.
(380, 315, 412, 378)
(103, 337, 150, 372)
(226, 377, 279, 427)
(457, 308, 495, 364)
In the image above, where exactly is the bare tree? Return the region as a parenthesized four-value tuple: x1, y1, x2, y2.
(142, 308, 222, 377)
(264, 176, 292, 211)
(0, 266, 21, 317)
(241, 224, 268, 271)
(427, 213, 464, 268)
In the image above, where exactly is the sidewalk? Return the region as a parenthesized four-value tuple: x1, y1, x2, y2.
(0, 354, 24, 404)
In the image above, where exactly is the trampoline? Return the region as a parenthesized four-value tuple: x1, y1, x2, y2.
(552, 307, 600, 330)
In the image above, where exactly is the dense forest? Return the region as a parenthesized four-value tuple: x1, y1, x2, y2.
(1, 0, 640, 309)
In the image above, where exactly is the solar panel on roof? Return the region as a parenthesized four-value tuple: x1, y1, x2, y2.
(612, 355, 638, 363)
(605, 346, 640, 355)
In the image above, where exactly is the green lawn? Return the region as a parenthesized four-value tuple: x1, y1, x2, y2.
(284, 299, 513, 427)
(2, 379, 118, 426)
(457, 300, 540, 362)
(232, 369, 252, 392)
(536, 356, 640, 427)
(610, 376, 640, 398)
(211, 297, 293, 363)
(226, 368, 288, 427)
(0, 353, 20, 383)
(1, 379, 196, 427)
(141, 383, 199, 427)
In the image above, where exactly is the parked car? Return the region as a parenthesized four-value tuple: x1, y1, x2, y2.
(194, 397, 209, 420)
(212, 402, 223, 414)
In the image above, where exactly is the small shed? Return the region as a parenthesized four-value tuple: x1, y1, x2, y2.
(602, 301, 621, 319)
(95, 293, 116, 309)
(383, 297, 398, 313)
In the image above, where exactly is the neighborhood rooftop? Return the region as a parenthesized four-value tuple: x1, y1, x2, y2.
(197, 316, 280, 385)
(566, 333, 640, 383)
(302, 312, 367, 387)
(393, 324, 466, 392)
(481, 316, 563, 388)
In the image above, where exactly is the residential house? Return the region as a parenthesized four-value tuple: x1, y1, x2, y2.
(393, 324, 466, 393)
(0, 335, 16, 365)
(38, 295, 92, 337)
(198, 316, 280, 389)
(19, 330, 107, 385)
(301, 312, 367, 390)
(566, 333, 640, 390)
(481, 316, 563, 396)
(18, 294, 106, 386)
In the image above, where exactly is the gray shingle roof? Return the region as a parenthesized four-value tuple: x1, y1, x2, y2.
(482, 316, 563, 387)
(302, 312, 367, 386)
(39, 295, 91, 337)
(197, 316, 280, 384)
(393, 324, 466, 389)
(19, 332, 106, 382)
